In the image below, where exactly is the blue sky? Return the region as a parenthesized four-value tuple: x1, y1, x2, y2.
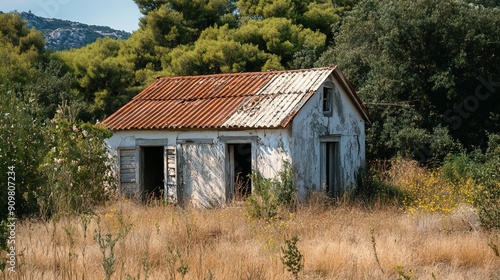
(0, 0, 143, 32)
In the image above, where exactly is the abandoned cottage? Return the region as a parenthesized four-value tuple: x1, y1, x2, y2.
(103, 66, 371, 207)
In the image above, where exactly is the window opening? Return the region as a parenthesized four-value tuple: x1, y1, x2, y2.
(322, 87, 333, 114)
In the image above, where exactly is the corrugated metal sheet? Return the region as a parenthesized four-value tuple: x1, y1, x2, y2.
(222, 68, 332, 128)
(103, 67, 367, 130)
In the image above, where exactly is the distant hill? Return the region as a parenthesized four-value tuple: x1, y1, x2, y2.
(16, 11, 131, 51)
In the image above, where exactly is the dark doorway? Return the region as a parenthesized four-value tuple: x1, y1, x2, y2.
(228, 143, 252, 199)
(142, 146, 164, 201)
(325, 142, 339, 196)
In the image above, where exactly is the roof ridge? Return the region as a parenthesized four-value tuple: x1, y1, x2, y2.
(156, 66, 336, 80)
(134, 90, 308, 101)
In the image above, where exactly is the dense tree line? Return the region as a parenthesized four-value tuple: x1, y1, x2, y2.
(0, 12, 114, 231)
(51, 0, 358, 122)
(319, 0, 500, 162)
(0, 0, 499, 225)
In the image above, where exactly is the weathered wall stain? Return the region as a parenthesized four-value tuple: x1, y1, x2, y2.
(105, 78, 367, 206)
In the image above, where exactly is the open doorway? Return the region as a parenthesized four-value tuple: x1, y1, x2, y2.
(228, 143, 252, 200)
(323, 142, 340, 196)
(141, 146, 164, 201)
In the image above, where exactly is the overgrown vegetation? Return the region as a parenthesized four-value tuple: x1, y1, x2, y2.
(358, 133, 500, 228)
(1, 0, 500, 277)
(319, 0, 500, 163)
(0, 13, 116, 262)
(281, 235, 304, 279)
(4, 199, 500, 279)
(245, 161, 296, 221)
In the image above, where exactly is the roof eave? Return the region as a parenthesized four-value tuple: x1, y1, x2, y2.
(331, 68, 373, 124)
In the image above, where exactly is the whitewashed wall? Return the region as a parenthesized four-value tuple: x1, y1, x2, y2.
(105, 129, 292, 207)
(105, 76, 366, 206)
(291, 77, 366, 199)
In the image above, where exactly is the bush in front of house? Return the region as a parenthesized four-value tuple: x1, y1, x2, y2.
(245, 161, 296, 220)
(37, 107, 116, 219)
(1, 89, 115, 221)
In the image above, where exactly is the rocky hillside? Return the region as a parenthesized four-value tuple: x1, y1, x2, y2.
(18, 11, 131, 51)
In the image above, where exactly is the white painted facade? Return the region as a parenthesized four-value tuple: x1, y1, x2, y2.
(105, 74, 367, 207)
(106, 129, 292, 207)
(291, 77, 366, 199)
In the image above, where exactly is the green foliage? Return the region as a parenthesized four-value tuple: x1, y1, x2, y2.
(37, 106, 115, 218)
(245, 161, 297, 220)
(355, 163, 404, 206)
(0, 9, 115, 222)
(163, 15, 326, 74)
(237, 0, 358, 39)
(94, 211, 131, 280)
(126, 0, 354, 77)
(165, 24, 283, 75)
(0, 221, 7, 251)
(280, 235, 303, 279)
(137, 0, 237, 47)
(0, 87, 47, 220)
(57, 37, 138, 120)
(246, 172, 278, 220)
(0, 12, 46, 86)
(472, 134, 500, 229)
(441, 153, 474, 184)
(26, 59, 78, 119)
(0, 12, 44, 54)
(469, 0, 500, 7)
(234, 17, 326, 68)
(273, 161, 296, 206)
(319, 0, 500, 162)
(121, 29, 167, 76)
(431, 134, 500, 228)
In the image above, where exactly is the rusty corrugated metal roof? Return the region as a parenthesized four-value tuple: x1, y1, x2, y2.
(103, 67, 370, 130)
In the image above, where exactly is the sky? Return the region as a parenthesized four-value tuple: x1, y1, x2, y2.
(0, 0, 143, 32)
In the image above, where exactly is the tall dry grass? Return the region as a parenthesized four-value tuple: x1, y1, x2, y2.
(3, 196, 500, 280)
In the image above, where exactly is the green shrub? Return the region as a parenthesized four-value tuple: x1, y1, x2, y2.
(245, 161, 297, 220)
(473, 134, 500, 229)
(0, 88, 46, 220)
(273, 161, 296, 207)
(281, 235, 303, 279)
(246, 172, 278, 220)
(441, 153, 474, 184)
(355, 161, 405, 207)
(37, 109, 115, 218)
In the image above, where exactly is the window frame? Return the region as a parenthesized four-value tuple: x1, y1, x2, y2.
(322, 86, 333, 116)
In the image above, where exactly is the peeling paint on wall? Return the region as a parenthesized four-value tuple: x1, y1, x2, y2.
(292, 81, 366, 198)
(104, 75, 367, 206)
(181, 143, 225, 207)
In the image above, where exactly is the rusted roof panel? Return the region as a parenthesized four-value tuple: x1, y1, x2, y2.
(221, 68, 333, 128)
(103, 67, 369, 130)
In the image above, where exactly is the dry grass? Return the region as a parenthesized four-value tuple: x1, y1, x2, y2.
(3, 197, 500, 280)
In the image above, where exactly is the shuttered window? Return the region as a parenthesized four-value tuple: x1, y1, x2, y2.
(118, 147, 139, 197)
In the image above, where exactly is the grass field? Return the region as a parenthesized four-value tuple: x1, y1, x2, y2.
(4, 195, 500, 280)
